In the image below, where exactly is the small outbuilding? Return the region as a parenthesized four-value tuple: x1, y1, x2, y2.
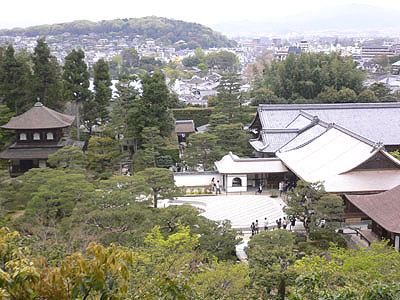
(214, 152, 288, 193)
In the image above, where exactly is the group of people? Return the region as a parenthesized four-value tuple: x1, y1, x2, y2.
(250, 216, 296, 235)
(278, 181, 296, 196)
(275, 216, 296, 231)
(250, 218, 270, 235)
(211, 177, 221, 194)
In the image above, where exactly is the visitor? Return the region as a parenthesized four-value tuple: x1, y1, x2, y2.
(258, 182, 263, 194)
(211, 177, 215, 192)
(264, 217, 268, 231)
(255, 220, 259, 234)
(276, 218, 282, 229)
(279, 181, 284, 196)
(282, 217, 287, 229)
(290, 216, 296, 231)
(250, 222, 256, 236)
(216, 180, 221, 194)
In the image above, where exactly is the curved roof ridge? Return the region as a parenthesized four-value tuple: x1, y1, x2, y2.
(1, 104, 75, 130)
(258, 102, 400, 111)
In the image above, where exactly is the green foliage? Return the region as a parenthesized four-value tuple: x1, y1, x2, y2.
(172, 107, 212, 127)
(183, 133, 223, 171)
(390, 150, 400, 160)
(136, 168, 182, 208)
(254, 52, 366, 101)
(24, 171, 95, 225)
(127, 72, 175, 148)
(291, 242, 400, 299)
(205, 51, 240, 72)
(47, 146, 87, 171)
(212, 123, 254, 157)
(0, 105, 14, 150)
(32, 38, 63, 109)
(284, 180, 326, 233)
(0, 17, 236, 49)
(246, 230, 298, 299)
(87, 135, 121, 174)
(0, 44, 33, 114)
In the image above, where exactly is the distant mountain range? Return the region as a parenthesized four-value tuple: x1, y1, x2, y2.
(0, 16, 236, 49)
(211, 4, 400, 36)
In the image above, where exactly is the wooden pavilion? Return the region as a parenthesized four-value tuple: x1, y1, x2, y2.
(0, 102, 82, 176)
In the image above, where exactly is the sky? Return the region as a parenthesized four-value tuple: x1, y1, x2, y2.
(1, 0, 400, 29)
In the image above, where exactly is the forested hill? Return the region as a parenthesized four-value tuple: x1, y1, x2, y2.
(0, 16, 237, 49)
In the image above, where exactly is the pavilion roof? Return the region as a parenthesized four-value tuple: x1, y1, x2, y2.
(176, 120, 195, 134)
(346, 185, 400, 234)
(215, 152, 288, 174)
(1, 102, 75, 130)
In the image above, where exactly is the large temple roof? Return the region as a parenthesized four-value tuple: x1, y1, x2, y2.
(277, 124, 400, 193)
(249, 102, 400, 153)
(1, 102, 75, 130)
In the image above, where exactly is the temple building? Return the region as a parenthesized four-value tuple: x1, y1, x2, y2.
(249, 103, 400, 156)
(0, 102, 82, 176)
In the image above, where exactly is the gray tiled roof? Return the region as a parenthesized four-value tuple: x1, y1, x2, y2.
(251, 103, 400, 148)
(1, 103, 75, 130)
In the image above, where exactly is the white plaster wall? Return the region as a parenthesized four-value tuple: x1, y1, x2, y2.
(174, 172, 222, 187)
(226, 174, 247, 192)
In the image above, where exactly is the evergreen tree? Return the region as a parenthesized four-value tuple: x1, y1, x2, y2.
(0, 44, 32, 114)
(127, 72, 174, 147)
(31, 38, 63, 109)
(62, 48, 91, 138)
(82, 58, 112, 133)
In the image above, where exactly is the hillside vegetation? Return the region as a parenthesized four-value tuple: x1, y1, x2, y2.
(0, 16, 236, 49)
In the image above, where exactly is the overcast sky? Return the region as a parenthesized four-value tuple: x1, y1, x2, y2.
(1, 0, 399, 29)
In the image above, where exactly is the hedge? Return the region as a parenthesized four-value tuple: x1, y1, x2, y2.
(172, 107, 213, 127)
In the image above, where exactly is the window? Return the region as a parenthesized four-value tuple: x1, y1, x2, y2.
(46, 132, 54, 140)
(19, 133, 27, 141)
(33, 132, 41, 140)
(232, 177, 242, 187)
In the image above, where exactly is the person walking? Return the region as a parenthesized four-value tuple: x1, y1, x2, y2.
(282, 217, 287, 229)
(211, 177, 216, 192)
(258, 182, 263, 194)
(250, 222, 256, 236)
(276, 218, 282, 229)
(255, 220, 259, 234)
(264, 217, 268, 231)
(279, 181, 284, 196)
(290, 216, 296, 231)
(216, 180, 221, 194)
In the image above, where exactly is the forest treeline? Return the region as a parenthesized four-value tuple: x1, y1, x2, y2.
(0, 16, 236, 49)
(250, 52, 399, 105)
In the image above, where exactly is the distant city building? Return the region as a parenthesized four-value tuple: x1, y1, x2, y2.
(361, 46, 395, 60)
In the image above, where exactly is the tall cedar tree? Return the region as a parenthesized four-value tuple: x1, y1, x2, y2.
(83, 58, 112, 132)
(31, 38, 63, 109)
(0, 44, 32, 114)
(128, 72, 174, 148)
(63, 49, 91, 138)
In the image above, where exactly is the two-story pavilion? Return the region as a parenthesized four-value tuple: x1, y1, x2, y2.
(0, 102, 80, 176)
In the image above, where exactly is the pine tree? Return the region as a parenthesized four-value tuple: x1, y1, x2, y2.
(82, 58, 112, 131)
(31, 38, 63, 109)
(62, 48, 91, 138)
(0, 44, 32, 114)
(127, 72, 174, 147)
